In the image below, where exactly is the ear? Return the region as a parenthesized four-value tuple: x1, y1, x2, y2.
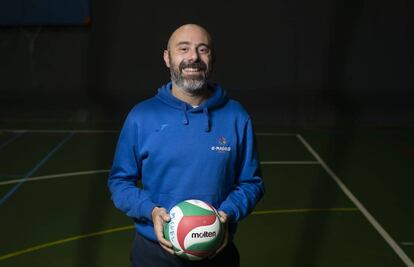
(163, 50, 171, 68)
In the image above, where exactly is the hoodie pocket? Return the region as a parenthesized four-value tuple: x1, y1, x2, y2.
(155, 193, 219, 212)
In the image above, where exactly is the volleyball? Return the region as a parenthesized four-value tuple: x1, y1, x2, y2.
(163, 199, 224, 260)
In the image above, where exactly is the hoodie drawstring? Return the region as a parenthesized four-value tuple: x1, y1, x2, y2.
(182, 104, 189, 125)
(203, 108, 210, 132)
(182, 112, 189, 125)
(181, 104, 210, 132)
(156, 82, 228, 132)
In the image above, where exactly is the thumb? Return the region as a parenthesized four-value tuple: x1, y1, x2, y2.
(161, 211, 171, 222)
(218, 211, 228, 223)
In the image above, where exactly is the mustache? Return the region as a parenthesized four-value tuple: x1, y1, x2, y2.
(179, 61, 207, 72)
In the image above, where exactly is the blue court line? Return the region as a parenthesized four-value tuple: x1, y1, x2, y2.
(0, 132, 74, 206)
(0, 132, 25, 152)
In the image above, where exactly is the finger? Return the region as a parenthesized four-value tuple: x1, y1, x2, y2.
(155, 226, 174, 254)
(160, 243, 175, 254)
(153, 215, 172, 246)
(161, 213, 171, 222)
(154, 227, 166, 244)
(155, 209, 171, 224)
(218, 211, 228, 223)
(154, 223, 173, 248)
(158, 234, 173, 248)
(153, 220, 163, 236)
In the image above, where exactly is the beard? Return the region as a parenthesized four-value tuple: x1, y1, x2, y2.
(169, 56, 211, 94)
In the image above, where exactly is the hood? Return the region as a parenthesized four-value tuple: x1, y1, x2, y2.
(155, 81, 229, 132)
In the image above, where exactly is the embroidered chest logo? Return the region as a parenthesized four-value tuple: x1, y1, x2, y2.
(155, 124, 169, 132)
(211, 136, 232, 153)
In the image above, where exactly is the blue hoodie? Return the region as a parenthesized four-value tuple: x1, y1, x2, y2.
(108, 81, 264, 241)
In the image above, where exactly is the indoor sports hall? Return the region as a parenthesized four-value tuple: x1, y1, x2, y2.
(1, 1, 413, 266)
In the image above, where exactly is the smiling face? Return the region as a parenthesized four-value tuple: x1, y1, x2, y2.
(164, 24, 214, 93)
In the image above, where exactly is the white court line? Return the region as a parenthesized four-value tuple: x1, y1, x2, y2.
(401, 242, 414, 246)
(261, 161, 319, 165)
(0, 133, 74, 206)
(257, 132, 297, 136)
(0, 160, 318, 186)
(0, 170, 110, 186)
(0, 129, 297, 136)
(296, 134, 414, 267)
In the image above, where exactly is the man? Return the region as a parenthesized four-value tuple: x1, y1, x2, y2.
(108, 24, 264, 267)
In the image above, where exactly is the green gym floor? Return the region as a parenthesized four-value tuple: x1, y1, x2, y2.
(0, 125, 413, 266)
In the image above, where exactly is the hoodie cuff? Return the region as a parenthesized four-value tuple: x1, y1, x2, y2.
(139, 199, 157, 221)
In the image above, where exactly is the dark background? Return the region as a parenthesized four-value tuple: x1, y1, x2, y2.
(0, 0, 413, 129)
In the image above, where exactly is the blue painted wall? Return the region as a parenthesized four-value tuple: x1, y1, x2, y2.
(0, 0, 90, 25)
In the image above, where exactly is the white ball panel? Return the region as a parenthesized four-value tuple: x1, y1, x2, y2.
(167, 205, 184, 251)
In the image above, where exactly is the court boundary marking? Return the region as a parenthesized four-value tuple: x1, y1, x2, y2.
(0, 170, 111, 186)
(0, 132, 25, 152)
(0, 159, 320, 186)
(0, 133, 74, 206)
(261, 161, 319, 165)
(0, 207, 359, 261)
(1, 130, 412, 265)
(296, 134, 414, 267)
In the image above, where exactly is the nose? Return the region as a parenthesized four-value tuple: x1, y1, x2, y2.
(187, 47, 200, 62)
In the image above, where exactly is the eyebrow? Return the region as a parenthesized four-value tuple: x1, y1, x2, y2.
(176, 41, 211, 49)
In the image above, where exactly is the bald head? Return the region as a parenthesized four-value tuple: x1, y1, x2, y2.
(166, 24, 213, 52)
(163, 24, 214, 94)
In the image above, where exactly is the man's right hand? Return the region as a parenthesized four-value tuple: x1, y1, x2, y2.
(152, 206, 174, 254)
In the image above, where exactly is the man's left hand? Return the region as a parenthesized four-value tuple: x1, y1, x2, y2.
(209, 210, 229, 259)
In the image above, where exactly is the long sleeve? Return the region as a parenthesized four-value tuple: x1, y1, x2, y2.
(107, 112, 156, 222)
(218, 118, 265, 222)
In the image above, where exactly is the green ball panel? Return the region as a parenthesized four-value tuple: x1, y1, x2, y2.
(177, 201, 216, 216)
(164, 222, 170, 241)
